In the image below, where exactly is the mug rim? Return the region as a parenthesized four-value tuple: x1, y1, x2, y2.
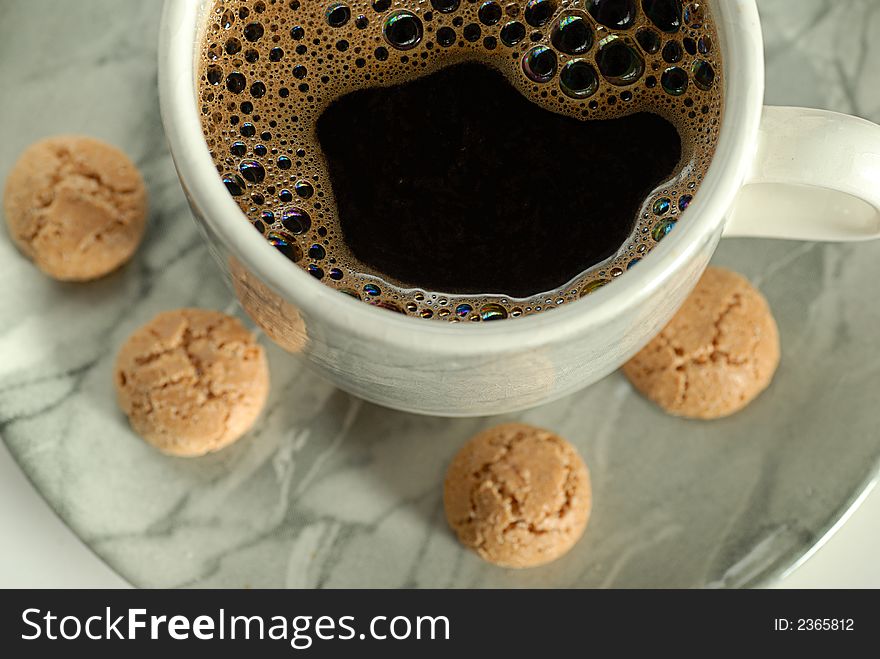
(158, 0, 764, 355)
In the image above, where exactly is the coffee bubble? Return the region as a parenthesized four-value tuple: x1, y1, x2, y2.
(661, 66, 688, 94)
(268, 231, 303, 262)
(551, 12, 593, 55)
(479, 1, 503, 25)
(384, 11, 423, 50)
(692, 60, 715, 90)
(596, 37, 644, 85)
(559, 60, 599, 98)
(522, 45, 557, 82)
(643, 0, 682, 33)
(636, 27, 661, 53)
(587, 0, 636, 29)
(500, 21, 526, 45)
(524, 0, 556, 27)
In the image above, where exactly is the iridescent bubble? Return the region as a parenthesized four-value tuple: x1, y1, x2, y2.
(222, 174, 246, 196)
(372, 0, 391, 11)
(230, 141, 247, 157)
(383, 10, 423, 50)
(522, 46, 558, 83)
(277, 156, 292, 170)
(636, 27, 661, 54)
(524, 0, 556, 27)
(239, 160, 265, 184)
(221, 8, 235, 29)
(660, 66, 688, 95)
(586, 0, 636, 29)
(326, 3, 351, 27)
(642, 0, 682, 32)
(267, 231, 303, 262)
(627, 258, 641, 269)
(678, 194, 693, 211)
(455, 303, 473, 318)
(692, 60, 715, 90)
(260, 210, 275, 224)
(559, 60, 599, 99)
(652, 218, 677, 241)
(420, 309, 434, 319)
(480, 303, 509, 321)
(364, 283, 382, 296)
(551, 12, 593, 56)
(580, 279, 610, 296)
(479, 1, 503, 25)
(281, 207, 311, 234)
(308, 244, 326, 260)
(596, 37, 644, 86)
(653, 197, 671, 215)
(329, 268, 344, 281)
(295, 180, 315, 198)
(308, 264, 324, 279)
(500, 21, 526, 46)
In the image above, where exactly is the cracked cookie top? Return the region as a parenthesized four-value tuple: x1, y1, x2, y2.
(3, 135, 147, 281)
(623, 266, 780, 419)
(444, 423, 591, 568)
(114, 309, 269, 457)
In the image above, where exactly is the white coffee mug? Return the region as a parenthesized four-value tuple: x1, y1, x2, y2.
(159, 0, 880, 416)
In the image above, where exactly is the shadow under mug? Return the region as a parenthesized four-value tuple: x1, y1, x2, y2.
(159, 0, 880, 417)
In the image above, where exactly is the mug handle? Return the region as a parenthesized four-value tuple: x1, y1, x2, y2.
(724, 106, 880, 241)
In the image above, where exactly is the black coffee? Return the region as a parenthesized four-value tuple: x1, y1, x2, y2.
(317, 63, 681, 297)
(198, 0, 722, 321)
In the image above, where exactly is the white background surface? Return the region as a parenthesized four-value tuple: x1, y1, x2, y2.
(0, 434, 877, 588)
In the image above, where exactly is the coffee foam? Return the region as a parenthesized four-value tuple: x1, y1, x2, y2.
(198, 0, 723, 321)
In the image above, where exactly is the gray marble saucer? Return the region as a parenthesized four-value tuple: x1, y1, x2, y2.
(1, 0, 879, 588)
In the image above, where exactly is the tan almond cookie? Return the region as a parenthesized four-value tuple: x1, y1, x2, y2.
(114, 309, 269, 457)
(444, 423, 591, 569)
(622, 266, 780, 419)
(3, 135, 147, 281)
